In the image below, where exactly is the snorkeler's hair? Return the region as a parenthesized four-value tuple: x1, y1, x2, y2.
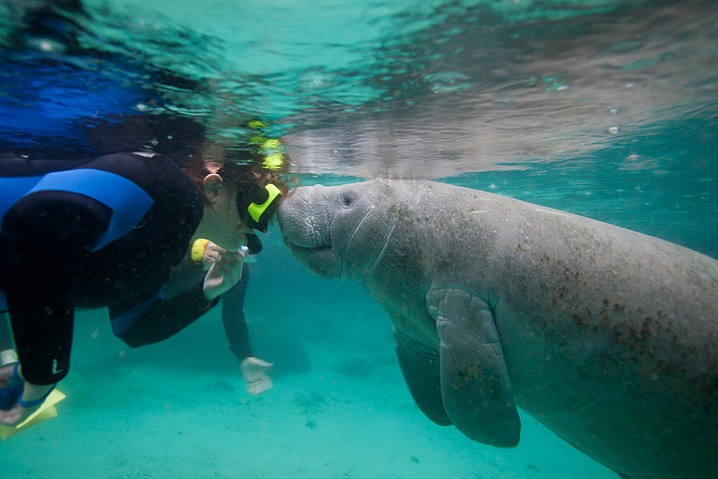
(183, 140, 293, 219)
(218, 148, 293, 231)
(217, 160, 291, 210)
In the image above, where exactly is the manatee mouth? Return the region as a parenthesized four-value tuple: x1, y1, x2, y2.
(283, 237, 329, 255)
(282, 237, 338, 278)
(280, 220, 331, 252)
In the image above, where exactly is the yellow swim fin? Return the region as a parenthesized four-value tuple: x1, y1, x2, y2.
(0, 389, 66, 441)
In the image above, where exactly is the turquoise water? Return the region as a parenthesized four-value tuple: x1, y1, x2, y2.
(1, 0, 717, 477)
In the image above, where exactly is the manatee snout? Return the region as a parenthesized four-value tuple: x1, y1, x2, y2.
(278, 185, 340, 277)
(278, 185, 330, 249)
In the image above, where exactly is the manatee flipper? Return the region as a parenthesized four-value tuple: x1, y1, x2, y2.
(427, 287, 520, 447)
(393, 327, 451, 425)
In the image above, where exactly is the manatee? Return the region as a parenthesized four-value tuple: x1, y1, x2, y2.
(277, 179, 718, 479)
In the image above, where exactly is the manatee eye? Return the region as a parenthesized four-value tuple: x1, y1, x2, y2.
(339, 192, 356, 207)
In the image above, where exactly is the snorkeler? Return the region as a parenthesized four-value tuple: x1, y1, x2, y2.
(0, 115, 288, 427)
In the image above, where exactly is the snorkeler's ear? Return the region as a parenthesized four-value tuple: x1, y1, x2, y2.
(202, 173, 225, 203)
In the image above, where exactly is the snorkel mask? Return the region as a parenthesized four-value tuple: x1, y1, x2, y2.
(236, 182, 283, 232)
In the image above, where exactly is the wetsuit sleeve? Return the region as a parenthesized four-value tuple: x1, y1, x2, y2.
(221, 264, 254, 361)
(110, 282, 219, 347)
(2, 191, 111, 385)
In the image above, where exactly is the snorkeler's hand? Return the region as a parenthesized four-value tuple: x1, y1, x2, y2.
(241, 357, 273, 396)
(195, 240, 226, 269)
(202, 244, 244, 301)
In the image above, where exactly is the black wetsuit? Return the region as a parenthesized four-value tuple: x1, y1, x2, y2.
(0, 152, 218, 385)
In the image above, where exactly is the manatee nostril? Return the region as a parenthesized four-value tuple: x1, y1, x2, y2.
(339, 192, 355, 207)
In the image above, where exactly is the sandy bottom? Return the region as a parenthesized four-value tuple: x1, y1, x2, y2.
(1, 295, 617, 479)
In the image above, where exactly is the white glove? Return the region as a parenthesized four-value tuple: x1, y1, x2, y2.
(241, 357, 274, 395)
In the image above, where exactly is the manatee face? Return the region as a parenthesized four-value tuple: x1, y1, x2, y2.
(277, 181, 392, 280)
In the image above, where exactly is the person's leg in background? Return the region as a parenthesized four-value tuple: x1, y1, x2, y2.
(0, 313, 18, 366)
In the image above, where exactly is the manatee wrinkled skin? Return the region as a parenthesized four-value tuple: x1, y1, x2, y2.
(277, 179, 718, 479)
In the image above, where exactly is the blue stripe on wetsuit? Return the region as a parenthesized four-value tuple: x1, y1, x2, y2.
(26, 169, 154, 250)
